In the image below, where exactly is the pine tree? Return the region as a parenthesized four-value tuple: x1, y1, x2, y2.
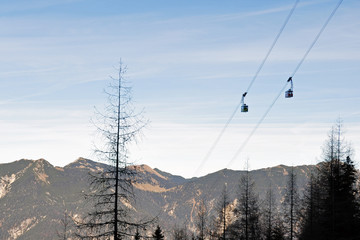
(336, 156, 360, 237)
(299, 168, 322, 239)
(152, 225, 164, 240)
(299, 119, 360, 239)
(229, 170, 261, 240)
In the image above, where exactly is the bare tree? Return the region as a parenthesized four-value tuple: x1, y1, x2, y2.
(134, 227, 141, 240)
(76, 61, 149, 239)
(211, 185, 231, 240)
(57, 210, 75, 240)
(195, 198, 207, 240)
(263, 183, 276, 240)
(282, 166, 300, 240)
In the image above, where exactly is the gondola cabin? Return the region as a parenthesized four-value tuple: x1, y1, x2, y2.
(285, 89, 293, 98)
(285, 77, 293, 98)
(241, 104, 248, 112)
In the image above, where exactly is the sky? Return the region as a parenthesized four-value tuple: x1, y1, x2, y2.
(0, 0, 359, 178)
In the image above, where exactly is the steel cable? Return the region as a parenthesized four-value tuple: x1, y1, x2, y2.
(193, 0, 300, 176)
(227, 0, 344, 169)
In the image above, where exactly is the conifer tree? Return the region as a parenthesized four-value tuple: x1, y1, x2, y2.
(299, 119, 360, 239)
(229, 170, 261, 240)
(76, 61, 149, 239)
(152, 225, 164, 240)
(299, 168, 322, 239)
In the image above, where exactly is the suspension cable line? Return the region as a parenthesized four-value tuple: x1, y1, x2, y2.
(246, 0, 300, 93)
(291, 0, 343, 77)
(227, 81, 289, 169)
(227, 0, 344, 170)
(193, 0, 300, 176)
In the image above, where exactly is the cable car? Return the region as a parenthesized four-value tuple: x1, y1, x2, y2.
(241, 92, 248, 112)
(285, 89, 293, 98)
(241, 104, 248, 112)
(285, 77, 293, 98)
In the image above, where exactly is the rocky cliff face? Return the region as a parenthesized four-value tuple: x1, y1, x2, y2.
(0, 158, 314, 239)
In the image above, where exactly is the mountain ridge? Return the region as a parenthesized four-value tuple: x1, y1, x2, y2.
(0, 158, 315, 239)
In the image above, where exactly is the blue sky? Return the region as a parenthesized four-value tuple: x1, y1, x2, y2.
(0, 0, 359, 178)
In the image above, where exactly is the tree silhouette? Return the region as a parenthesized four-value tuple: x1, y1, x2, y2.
(282, 166, 300, 240)
(262, 182, 284, 240)
(195, 199, 207, 240)
(76, 61, 149, 239)
(212, 185, 231, 240)
(152, 225, 164, 240)
(134, 227, 142, 240)
(299, 168, 322, 239)
(300, 119, 360, 239)
(229, 170, 261, 240)
(57, 210, 74, 240)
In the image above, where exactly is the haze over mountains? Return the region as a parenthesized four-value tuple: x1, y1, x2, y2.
(0, 158, 314, 239)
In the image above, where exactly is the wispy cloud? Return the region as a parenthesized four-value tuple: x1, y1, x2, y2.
(1, 0, 359, 176)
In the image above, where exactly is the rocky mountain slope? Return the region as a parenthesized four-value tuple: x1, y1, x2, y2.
(0, 158, 314, 239)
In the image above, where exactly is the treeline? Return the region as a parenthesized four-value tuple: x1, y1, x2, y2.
(59, 119, 360, 240)
(54, 62, 359, 239)
(152, 120, 360, 240)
